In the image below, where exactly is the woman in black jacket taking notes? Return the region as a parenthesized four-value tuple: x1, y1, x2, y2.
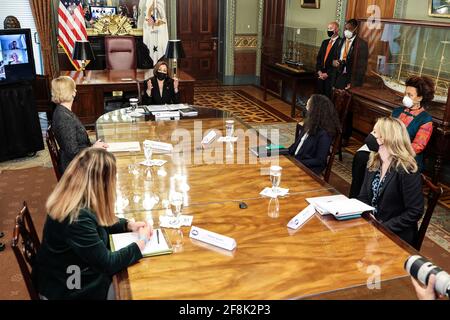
(33, 148, 153, 300)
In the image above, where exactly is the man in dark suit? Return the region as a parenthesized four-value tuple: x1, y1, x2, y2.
(332, 19, 368, 145)
(316, 21, 340, 98)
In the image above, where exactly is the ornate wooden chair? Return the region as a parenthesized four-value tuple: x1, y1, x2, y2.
(11, 202, 41, 300)
(46, 125, 62, 181)
(416, 175, 444, 251)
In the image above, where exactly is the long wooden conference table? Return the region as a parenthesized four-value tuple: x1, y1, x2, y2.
(95, 106, 418, 300)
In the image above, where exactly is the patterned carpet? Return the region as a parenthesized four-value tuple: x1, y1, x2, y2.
(195, 87, 295, 123)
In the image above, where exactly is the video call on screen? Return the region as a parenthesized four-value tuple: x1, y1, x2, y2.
(0, 34, 32, 83)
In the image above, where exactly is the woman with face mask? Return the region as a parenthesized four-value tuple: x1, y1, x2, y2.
(358, 117, 424, 246)
(349, 75, 435, 198)
(142, 60, 180, 105)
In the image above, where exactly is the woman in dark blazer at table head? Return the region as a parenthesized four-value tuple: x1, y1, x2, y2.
(142, 60, 180, 105)
(288, 94, 341, 175)
(357, 117, 424, 246)
(51, 76, 108, 173)
(32, 148, 152, 300)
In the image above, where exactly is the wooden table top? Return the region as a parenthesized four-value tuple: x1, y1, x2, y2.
(97, 108, 416, 300)
(61, 69, 195, 86)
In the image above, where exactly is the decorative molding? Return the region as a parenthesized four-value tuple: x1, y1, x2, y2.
(225, 0, 236, 76)
(168, 0, 177, 39)
(394, 0, 408, 19)
(336, 0, 347, 28)
(234, 35, 258, 49)
(256, 0, 264, 77)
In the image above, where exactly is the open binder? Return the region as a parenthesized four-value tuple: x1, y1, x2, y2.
(110, 228, 173, 257)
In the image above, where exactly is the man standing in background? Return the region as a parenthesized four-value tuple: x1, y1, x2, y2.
(316, 21, 340, 98)
(332, 19, 368, 146)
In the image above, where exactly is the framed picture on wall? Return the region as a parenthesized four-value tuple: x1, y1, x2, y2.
(301, 0, 320, 9)
(429, 0, 450, 18)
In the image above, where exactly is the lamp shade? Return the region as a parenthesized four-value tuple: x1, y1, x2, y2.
(165, 40, 185, 59)
(72, 40, 95, 61)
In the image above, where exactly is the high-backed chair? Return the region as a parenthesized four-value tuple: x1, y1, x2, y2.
(46, 125, 62, 181)
(415, 175, 444, 251)
(11, 202, 41, 300)
(105, 36, 137, 70)
(323, 131, 343, 183)
(332, 89, 352, 161)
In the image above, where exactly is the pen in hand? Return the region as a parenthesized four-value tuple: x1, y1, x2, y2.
(157, 229, 160, 244)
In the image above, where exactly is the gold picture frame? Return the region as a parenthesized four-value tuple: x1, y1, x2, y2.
(428, 0, 450, 18)
(301, 0, 320, 9)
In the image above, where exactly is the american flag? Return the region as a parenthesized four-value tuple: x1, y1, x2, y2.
(58, 0, 88, 70)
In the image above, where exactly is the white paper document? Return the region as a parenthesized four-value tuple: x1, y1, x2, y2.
(306, 195, 349, 216)
(159, 215, 194, 229)
(139, 159, 167, 167)
(319, 198, 375, 217)
(218, 137, 238, 143)
(110, 229, 172, 256)
(167, 104, 190, 111)
(107, 141, 141, 153)
(260, 187, 289, 198)
(144, 140, 174, 153)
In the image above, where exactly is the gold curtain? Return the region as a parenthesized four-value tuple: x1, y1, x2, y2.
(29, 0, 59, 79)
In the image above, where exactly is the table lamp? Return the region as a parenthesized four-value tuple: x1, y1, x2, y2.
(72, 40, 95, 78)
(165, 40, 185, 78)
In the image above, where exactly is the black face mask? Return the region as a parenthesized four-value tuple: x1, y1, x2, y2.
(156, 72, 167, 81)
(364, 133, 380, 153)
(327, 30, 334, 38)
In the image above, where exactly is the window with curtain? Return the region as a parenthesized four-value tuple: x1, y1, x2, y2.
(0, 0, 44, 74)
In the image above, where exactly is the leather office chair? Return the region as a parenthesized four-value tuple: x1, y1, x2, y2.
(104, 36, 138, 112)
(415, 175, 444, 251)
(105, 36, 137, 70)
(11, 202, 41, 300)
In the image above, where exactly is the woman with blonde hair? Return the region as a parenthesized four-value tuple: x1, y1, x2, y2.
(51, 76, 108, 173)
(358, 117, 424, 245)
(32, 148, 152, 300)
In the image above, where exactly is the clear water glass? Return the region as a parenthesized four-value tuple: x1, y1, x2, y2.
(169, 191, 183, 228)
(143, 141, 153, 165)
(269, 165, 282, 194)
(129, 98, 139, 111)
(226, 120, 234, 138)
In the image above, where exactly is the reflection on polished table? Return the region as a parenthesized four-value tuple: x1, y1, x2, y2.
(62, 69, 195, 125)
(96, 107, 418, 300)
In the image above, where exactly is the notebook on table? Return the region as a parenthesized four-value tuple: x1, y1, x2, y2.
(107, 141, 141, 153)
(249, 144, 289, 158)
(110, 229, 173, 257)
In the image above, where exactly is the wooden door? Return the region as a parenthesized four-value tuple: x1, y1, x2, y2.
(261, 0, 286, 66)
(177, 0, 218, 80)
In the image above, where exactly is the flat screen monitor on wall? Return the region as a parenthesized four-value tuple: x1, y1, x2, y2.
(0, 28, 36, 85)
(90, 6, 117, 20)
